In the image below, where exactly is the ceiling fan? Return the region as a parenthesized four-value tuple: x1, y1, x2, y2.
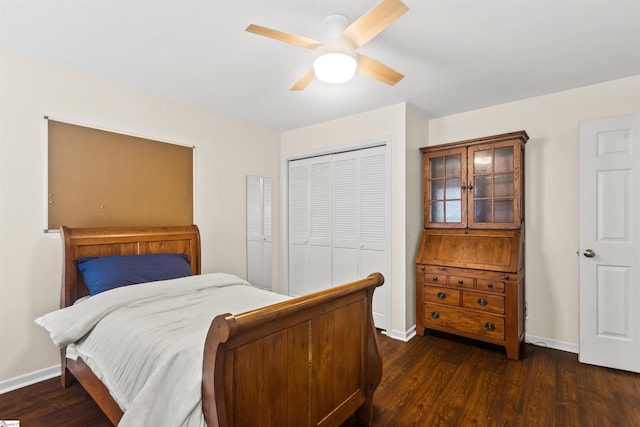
(245, 0, 409, 91)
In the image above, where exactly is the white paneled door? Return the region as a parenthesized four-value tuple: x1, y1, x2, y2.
(288, 145, 390, 331)
(579, 114, 640, 373)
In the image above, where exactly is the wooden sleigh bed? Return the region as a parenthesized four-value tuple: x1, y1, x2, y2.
(57, 225, 384, 427)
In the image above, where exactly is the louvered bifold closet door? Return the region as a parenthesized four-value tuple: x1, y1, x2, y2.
(247, 176, 272, 289)
(262, 177, 272, 289)
(309, 158, 332, 293)
(288, 162, 309, 297)
(332, 151, 359, 286)
(247, 176, 263, 287)
(359, 146, 389, 328)
(288, 155, 332, 296)
(359, 146, 387, 257)
(288, 146, 389, 330)
(331, 147, 388, 289)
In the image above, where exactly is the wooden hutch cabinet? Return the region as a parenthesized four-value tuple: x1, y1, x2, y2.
(416, 131, 528, 360)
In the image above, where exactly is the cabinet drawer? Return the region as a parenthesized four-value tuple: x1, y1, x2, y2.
(449, 276, 475, 289)
(476, 279, 505, 293)
(424, 286, 460, 307)
(462, 292, 505, 314)
(424, 304, 505, 340)
(423, 273, 447, 285)
(477, 270, 515, 282)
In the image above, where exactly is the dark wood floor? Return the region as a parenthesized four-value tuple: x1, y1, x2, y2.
(2, 331, 639, 426)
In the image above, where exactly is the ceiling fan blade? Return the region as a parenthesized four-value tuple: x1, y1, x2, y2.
(245, 24, 322, 50)
(357, 54, 404, 86)
(290, 68, 316, 91)
(342, 0, 409, 48)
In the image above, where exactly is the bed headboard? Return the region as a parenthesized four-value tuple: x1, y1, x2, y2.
(60, 225, 201, 309)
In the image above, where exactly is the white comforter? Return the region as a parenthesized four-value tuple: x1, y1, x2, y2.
(35, 273, 290, 427)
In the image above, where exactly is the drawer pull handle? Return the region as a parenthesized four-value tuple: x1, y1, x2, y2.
(432, 276, 438, 281)
(431, 312, 440, 319)
(421, 266, 425, 272)
(457, 279, 464, 285)
(437, 292, 446, 300)
(504, 274, 510, 280)
(477, 298, 488, 306)
(487, 282, 493, 289)
(485, 322, 496, 331)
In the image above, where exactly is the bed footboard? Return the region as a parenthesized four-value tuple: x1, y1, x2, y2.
(202, 273, 384, 427)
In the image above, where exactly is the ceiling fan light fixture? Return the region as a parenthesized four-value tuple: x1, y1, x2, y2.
(313, 52, 357, 84)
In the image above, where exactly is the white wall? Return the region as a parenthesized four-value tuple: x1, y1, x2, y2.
(405, 105, 428, 329)
(281, 103, 428, 339)
(0, 47, 281, 384)
(427, 75, 640, 350)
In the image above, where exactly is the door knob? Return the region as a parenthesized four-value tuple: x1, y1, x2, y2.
(583, 249, 596, 258)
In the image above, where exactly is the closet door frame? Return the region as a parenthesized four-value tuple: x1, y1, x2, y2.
(281, 137, 392, 332)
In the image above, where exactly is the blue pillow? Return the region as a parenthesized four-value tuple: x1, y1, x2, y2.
(77, 253, 193, 295)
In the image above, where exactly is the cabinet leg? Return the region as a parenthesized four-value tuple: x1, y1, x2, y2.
(505, 340, 521, 360)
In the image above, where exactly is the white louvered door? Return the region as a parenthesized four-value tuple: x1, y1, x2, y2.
(358, 146, 389, 329)
(247, 175, 272, 289)
(288, 155, 332, 296)
(262, 178, 272, 289)
(288, 163, 310, 295)
(288, 146, 390, 330)
(309, 158, 332, 293)
(332, 152, 359, 285)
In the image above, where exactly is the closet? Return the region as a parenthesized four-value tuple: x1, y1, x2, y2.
(288, 145, 390, 329)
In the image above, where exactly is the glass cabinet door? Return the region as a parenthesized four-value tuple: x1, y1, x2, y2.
(424, 147, 467, 228)
(468, 140, 522, 229)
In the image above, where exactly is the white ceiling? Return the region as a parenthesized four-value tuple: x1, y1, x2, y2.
(1, 0, 639, 131)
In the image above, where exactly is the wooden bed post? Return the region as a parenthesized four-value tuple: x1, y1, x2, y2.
(59, 225, 75, 389)
(354, 276, 383, 426)
(202, 312, 238, 427)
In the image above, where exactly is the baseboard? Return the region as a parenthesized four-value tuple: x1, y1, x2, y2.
(383, 325, 416, 342)
(525, 333, 579, 354)
(0, 365, 60, 395)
